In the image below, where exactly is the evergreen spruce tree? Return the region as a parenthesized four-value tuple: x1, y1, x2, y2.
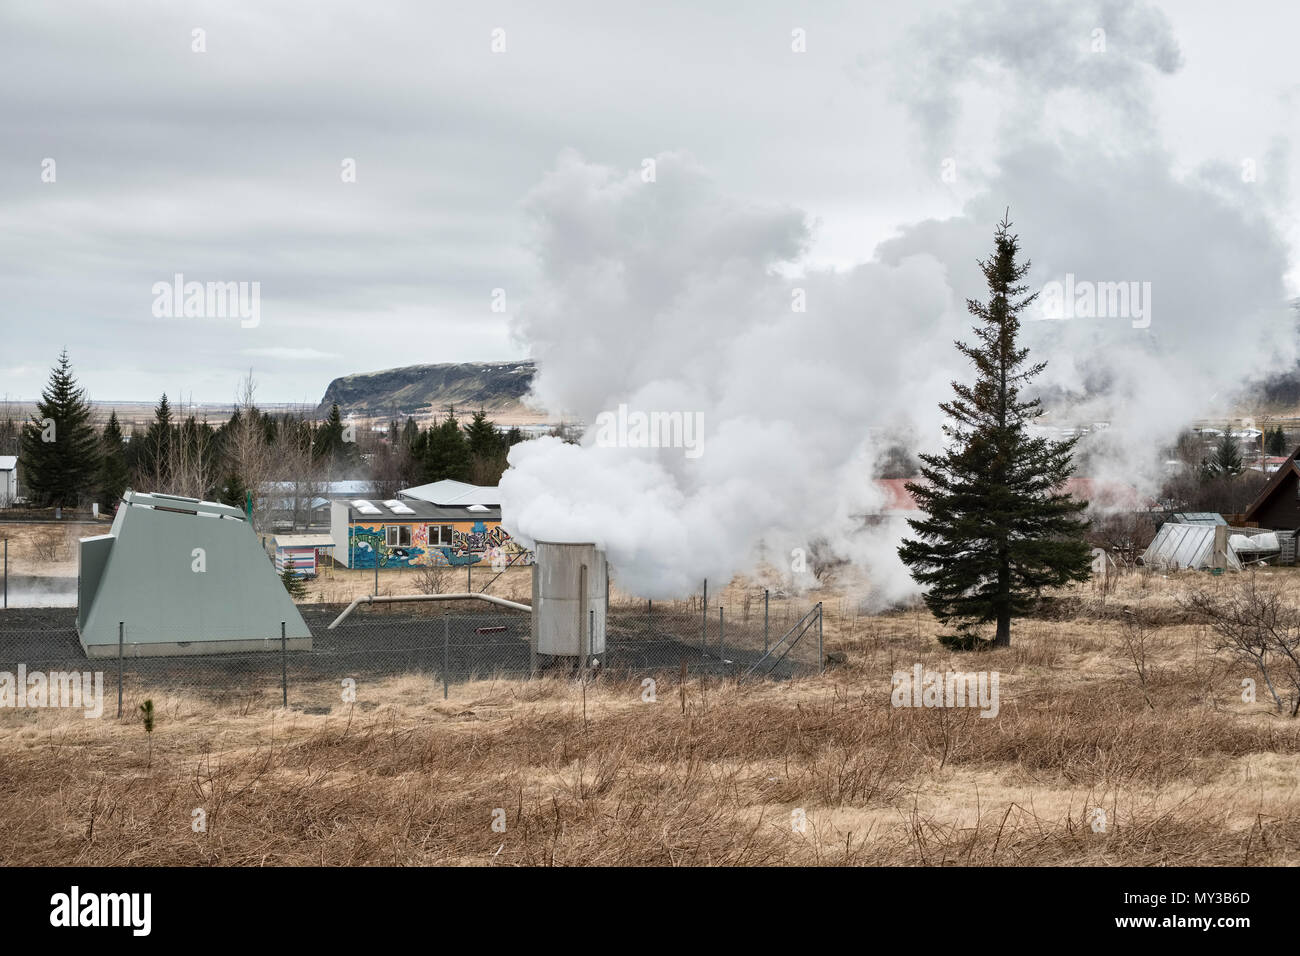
(898, 215, 1092, 648)
(144, 393, 173, 485)
(98, 411, 130, 506)
(314, 403, 346, 466)
(401, 417, 420, 449)
(280, 561, 308, 599)
(1266, 425, 1287, 458)
(463, 409, 502, 459)
(1205, 428, 1243, 477)
(423, 412, 472, 482)
(218, 470, 248, 512)
(19, 350, 101, 509)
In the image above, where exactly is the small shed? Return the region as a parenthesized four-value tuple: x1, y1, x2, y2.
(271, 533, 334, 577)
(1141, 523, 1242, 572)
(77, 490, 312, 658)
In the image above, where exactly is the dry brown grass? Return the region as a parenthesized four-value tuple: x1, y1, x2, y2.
(3, 569, 1300, 866)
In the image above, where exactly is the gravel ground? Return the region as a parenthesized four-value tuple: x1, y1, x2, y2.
(0, 603, 812, 703)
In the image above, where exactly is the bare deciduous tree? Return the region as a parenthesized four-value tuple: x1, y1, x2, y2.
(1182, 573, 1300, 716)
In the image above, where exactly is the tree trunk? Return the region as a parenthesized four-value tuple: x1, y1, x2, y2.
(994, 609, 1010, 647)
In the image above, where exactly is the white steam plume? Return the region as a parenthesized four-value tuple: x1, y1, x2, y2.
(501, 0, 1297, 602)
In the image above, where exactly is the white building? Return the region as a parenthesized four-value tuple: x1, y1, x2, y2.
(0, 456, 17, 507)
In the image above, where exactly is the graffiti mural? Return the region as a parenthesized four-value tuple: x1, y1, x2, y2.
(347, 521, 529, 569)
(347, 525, 426, 568)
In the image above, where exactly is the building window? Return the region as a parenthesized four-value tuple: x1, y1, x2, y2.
(386, 525, 411, 547)
(440, 525, 455, 547)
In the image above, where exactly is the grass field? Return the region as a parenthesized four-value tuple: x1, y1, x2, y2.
(2, 567, 1299, 866)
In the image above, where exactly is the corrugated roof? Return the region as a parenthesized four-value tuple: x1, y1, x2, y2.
(398, 479, 500, 506)
(1141, 523, 1242, 571)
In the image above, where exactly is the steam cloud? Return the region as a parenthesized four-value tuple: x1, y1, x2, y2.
(500, 0, 1297, 602)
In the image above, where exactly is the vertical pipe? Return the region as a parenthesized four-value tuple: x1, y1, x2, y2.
(3, 537, 7, 609)
(117, 621, 123, 719)
(764, 589, 769, 653)
(281, 621, 288, 707)
(578, 563, 588, 676)
(590, 609, 595, 667)
(374, 543, 379, 595)
(530, 563, 538, 678)
(442, 609, 449, 700)
(467, 559, 471, 593)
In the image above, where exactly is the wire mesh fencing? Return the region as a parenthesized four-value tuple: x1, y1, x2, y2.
(0, 586, 826, 717)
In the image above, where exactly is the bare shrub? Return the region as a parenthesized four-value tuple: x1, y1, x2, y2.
(1181, 573, 1300, 716)
(31, 532, 66, 563)
(1088, 512, 1156, 569)
(413, 563, 456, 595)
(1119, 608, 1157, 710)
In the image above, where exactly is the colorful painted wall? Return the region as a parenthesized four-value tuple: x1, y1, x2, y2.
(345, 519, 532, 570)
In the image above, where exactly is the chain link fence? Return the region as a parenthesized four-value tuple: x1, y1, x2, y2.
(0, 585, 825, 716)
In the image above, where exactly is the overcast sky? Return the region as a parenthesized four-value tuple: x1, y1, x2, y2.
(1, 0, 1297, 405)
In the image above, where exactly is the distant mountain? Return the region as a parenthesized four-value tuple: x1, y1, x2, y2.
(316, 361, 537, 419)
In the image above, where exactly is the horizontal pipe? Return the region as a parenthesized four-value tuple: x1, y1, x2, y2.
(327, 592, 532, 629)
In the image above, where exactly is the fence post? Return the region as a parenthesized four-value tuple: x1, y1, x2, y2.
(3, 537, 7, 608)
(700, 578, 707, 656)
(281, 621, 288, 707)
(117, 621, 123, 718)
(817, 602, 824, 674)
(719, 606, 725, 672)
(647, 598, 652, 639)
(374, 554, 378, 596)
(764, 589, 769, 653)
(590, 609, 595, 669)
(442, 609, 450, 700)
(467, 561, 471, 593)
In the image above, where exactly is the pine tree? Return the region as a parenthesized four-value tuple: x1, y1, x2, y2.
(218, 470, 248, 512)
(401, 417, 420, 449)
(1266, 425, 1287, 458)
(314, 403, 345, 466)
(280, 561, 308, 599)
(98, 411, 130, 506)
(1205, 429, 1243, 476)
(464, 409, 502, 459)
(143, 393, 173, 486)
(19, 350, 102, 509)
(423, 412, 471, 482)
(898, 215, 1092, 648)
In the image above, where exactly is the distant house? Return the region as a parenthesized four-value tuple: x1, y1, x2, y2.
(260, 480, 377, 530)
(1243, 447, 1300, 530)
(330, 496, 529, 569)
(0, 456, 16, 507)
